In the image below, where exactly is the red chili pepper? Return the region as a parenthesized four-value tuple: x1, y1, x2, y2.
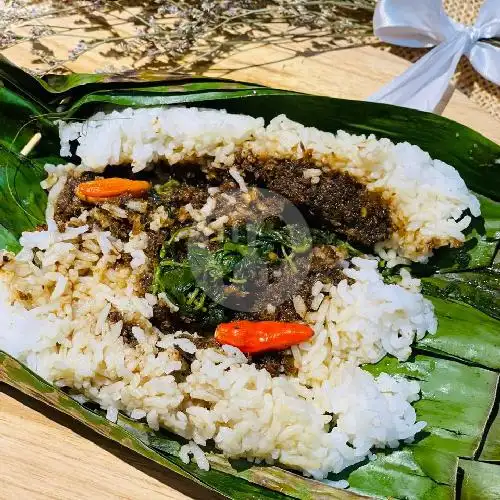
(75, 178, 151, 202)
(214, 320, 313, 354)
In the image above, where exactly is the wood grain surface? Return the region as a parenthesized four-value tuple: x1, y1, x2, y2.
(1, 31, 499, 500)
(0, 384, 220, 500)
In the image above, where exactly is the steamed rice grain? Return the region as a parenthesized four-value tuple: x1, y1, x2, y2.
(57, 106, 480, 262)
(0, 219, 433, 478)
(0, 104, 469, 481)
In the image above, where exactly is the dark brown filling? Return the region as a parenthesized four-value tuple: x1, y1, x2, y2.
(189, 336, 297, 377)
(54, 174, 91, 229)
(52, 155, 391, 377)
(231, 153, 392, 247)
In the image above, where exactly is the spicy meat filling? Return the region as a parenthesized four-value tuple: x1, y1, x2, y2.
(53, 157, 391, 376)
(231, 153, 392, 247)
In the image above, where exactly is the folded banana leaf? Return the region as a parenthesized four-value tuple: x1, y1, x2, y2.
(414, 194, 499, 274)
(459, 460, 500, 500)
(0, 56, 499, 499)
(416, 297, 500, 369)
(480, 408, 500, 461)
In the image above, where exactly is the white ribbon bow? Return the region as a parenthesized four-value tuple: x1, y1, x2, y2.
(368, 0, 500, 112)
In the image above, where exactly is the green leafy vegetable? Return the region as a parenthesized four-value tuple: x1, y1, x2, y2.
(310, 227, 362, 257)
(152, 218, 312, 326)
(152, 263, 228, 327)
(155, 178, 181, 198)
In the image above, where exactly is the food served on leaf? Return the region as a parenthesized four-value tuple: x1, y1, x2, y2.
(0, 106, 481, 481)
(59, 107, 480, 262)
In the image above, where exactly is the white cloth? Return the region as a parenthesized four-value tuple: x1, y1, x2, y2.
(368, 0, 500, 112)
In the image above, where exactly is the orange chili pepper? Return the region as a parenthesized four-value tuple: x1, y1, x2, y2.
(214, 320, 313, 354)
(75, 178, 151, 202)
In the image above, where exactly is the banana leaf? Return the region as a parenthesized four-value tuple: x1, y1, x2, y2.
(0, 87, 58, 154)
(0, 350, 371, 500)
(480, 409, 500, 461)
(421, 272, 500, 320)
(459, 460, 500, 500)
(0, 146, 47, 238)
(416, 297, 500, 370)
(0, 225, 21, 253)
(0, 349, 495, 500)
(476, 194, 500, 240)
(0, 55, 267, 104)
(0, 57, 499, 499)
(413, 194, 499, 274)
(1, 57, 499, 200)
(0, 352, 291, 500)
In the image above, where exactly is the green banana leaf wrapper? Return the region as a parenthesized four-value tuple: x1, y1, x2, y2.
(0, 56, 499, 499)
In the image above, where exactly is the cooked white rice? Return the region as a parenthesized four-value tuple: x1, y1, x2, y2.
(293, 258, 436, 386)
(57, 106, 480, 262)
(0, 215, 433, 479)
(0, 107, 451, 481)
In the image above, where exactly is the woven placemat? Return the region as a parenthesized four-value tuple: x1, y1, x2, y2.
(385, 0, 500, 121)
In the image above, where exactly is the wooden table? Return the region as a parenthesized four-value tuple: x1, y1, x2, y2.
(1, 38, 499, 500)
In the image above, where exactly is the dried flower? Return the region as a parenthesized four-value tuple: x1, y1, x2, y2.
(69, 41, 88, 61)
(0, 0, 377, 74)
